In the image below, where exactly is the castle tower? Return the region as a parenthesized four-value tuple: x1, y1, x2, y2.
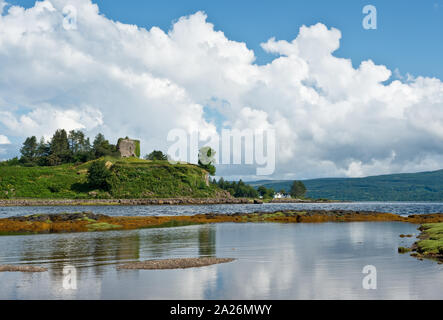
(117, 138, 140, 158)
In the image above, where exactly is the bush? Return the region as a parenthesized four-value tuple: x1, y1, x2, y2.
(87, 161, 111, 190)
(48, 184, 62, 193)
(144, 150, 167, 161)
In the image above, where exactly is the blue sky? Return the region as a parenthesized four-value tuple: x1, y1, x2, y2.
(8, 0, 443, 79)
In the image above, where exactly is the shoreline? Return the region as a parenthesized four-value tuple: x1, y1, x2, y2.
(0, 198, 337, 207)
(404, 223, 443, 263)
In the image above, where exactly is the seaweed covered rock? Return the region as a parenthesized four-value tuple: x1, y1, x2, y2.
(8, 212, 109, 222)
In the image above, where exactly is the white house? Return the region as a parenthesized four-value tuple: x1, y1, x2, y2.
(274, 192, 291, 199)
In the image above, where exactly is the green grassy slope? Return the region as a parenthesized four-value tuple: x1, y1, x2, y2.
(248, 169, 443, 201)
(0, 157, 219, 199)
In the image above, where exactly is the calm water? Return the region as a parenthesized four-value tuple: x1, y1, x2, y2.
(1, 202, 443, 218)
(0, 222, 442, 299)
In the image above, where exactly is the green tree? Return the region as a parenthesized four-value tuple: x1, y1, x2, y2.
(266, 188, 275, 199)
(217, 177, 225, 189)
(92, 133, 118, 158)
(290, 181, 307, 198)
(257, 185, 267, 197)
(69, 130, 92, 163)
(20, 136, 38, 164)
(213, 178, 258, 198)
(198, 146, 216, 176)
(48, 129, 72, 165)
(36, 137, 50, 166)
(145, 150, 168, 161)
(87, 161, 111, 190)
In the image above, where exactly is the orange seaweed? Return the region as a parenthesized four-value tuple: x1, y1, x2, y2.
(1, 211, 442, 235)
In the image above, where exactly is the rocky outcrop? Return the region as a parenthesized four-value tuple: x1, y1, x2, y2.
(8, 211, 108, 222)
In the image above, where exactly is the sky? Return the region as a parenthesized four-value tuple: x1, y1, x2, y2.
(0, 0, 443, 180)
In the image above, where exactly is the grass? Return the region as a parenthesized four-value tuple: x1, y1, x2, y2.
(79, 217, 96, 223)
(398, 246, 412, 254)
(86, 222, 122, 231)
(416, 223, 443, 255)
(0, 157, 220, 199)
(140, 220, 203, 229)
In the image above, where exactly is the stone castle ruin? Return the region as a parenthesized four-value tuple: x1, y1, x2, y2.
(117, 138, 140, 158)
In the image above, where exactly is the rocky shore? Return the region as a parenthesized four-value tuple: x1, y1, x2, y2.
(0, 197, 342, 207)
(0, 198, 252, 207)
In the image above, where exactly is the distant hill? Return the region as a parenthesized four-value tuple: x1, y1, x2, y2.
(248, 170, 443, 201)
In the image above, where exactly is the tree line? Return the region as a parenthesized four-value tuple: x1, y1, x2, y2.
(212, 178, 260, 198)
(17, 129, 119, 166)
(212, 178, 307, 199)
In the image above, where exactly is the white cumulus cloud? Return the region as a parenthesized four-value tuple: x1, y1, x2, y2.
(0, 134, 10, 144)
(0, 0, 442, 179)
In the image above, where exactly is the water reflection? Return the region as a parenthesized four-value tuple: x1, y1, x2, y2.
(0, 222, 442, 299)
(198, 226, 216, 256)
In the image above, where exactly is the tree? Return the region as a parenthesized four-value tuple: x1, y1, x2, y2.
(92, 133, 118, 158)
(48, 129, 72, 165)
(69, 130, 92, 163)
(257, 186, 267, 198)
(290, 181, 307, 198)
(87, 161, 111, 190)
(145, 150, 167, 161)
(266, 188, 275, 199)
(217, 177, 225, 189)
(68, 130, 91, 153)
(36, 137, 49, 156)
(213, 178, 258, 198)
(198, 146, 216, 176)
(20, 136, 38, 164)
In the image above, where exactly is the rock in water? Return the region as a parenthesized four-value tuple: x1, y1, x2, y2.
(117, 257, 235, 270)
(0, 265, 48, 272)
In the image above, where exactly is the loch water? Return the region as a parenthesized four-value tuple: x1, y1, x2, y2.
(0, 219, 442, 299)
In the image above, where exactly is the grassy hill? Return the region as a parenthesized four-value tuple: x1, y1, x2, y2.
(0, 157, 220, 199)
(248, 169, 443, 201)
